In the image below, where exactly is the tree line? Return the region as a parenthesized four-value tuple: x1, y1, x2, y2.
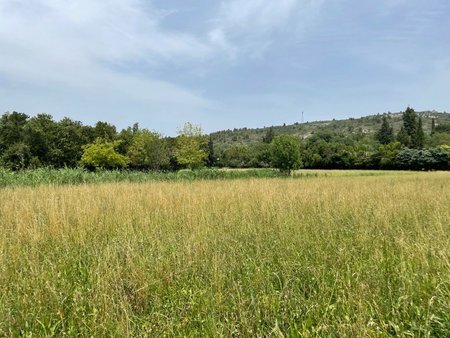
(213, 107, 450, 171)
(0, 107, 449, 172)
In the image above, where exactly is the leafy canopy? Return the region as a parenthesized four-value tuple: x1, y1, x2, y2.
(175, 122, 208, 169)
(270, 135, 301, 174)
(127, 129, 170, 170)
(81, 138, 128, 169)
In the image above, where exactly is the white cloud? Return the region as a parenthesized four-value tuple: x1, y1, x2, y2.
(0, 0, 325, 119)
(218, 0, 298, 32)
(208, 0, 325, 58)
(1, 0, 212, 63)
(0, 0, 214, 128)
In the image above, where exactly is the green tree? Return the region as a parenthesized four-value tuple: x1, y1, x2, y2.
(403, 107, 417, 139)
(262, 127, 275, 143)
(174, 122, 207, 169)
(222, 145, 251, 168)
(0, 111, 29, 153)
(375, 115, 394, 144)
(414, 117, 425, 149)
(373, 141, 403, 169)
(206, 135, 216, 167)
(1, 142, 31, 170)
(94, 121, 117, 141)
(399, 107, 424, 148)
(248, 142, 271, 168)
(397, 127, 409, 146)
(51, 118, 90, 167)
(81, 138, 128, 170)
(429, 132, 450, 147)
(23, 114, 57, 166)
(127, 129, 170, 170)
(435, 123, 450, 133)
(270, 135, 301, 174)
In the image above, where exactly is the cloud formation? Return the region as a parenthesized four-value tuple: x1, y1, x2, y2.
(0, 0, 449, 133)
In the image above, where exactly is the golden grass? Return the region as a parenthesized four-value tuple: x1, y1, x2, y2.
(1, 172, 449, 336)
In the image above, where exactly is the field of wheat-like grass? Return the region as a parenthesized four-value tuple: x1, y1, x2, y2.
(1, 172, 449, 337)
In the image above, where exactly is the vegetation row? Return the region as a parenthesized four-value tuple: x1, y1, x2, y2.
(1, 107, 450, 173)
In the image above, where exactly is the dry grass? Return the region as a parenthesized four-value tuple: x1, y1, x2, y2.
(1, 172, 449, 336)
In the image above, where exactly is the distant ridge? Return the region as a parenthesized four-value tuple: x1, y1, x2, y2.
(211, 110, 450, 148)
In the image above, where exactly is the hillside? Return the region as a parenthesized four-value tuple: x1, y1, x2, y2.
(211, 110, 450, 149)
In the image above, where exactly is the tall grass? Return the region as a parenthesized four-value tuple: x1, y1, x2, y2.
(0, 167, 415, 189)
(0, 173, 449, 336)
(0, 167, 284, 188)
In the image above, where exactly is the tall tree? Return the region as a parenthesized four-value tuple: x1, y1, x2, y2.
(403, 107, 417, 138)
(174, 122, 208, 169)
(397, 107, 425, 148)
(397, 127, 409, 147)
(375, 115, 394, 145)
(270, 135, 301, 174)
(413, 117, 425, 149)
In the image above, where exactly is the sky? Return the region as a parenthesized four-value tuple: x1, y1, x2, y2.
(0, 0, 449, 135)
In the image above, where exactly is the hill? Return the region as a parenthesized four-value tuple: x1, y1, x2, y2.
(210, 110, 450, 149)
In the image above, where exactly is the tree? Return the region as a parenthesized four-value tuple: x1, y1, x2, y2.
(398, 107, 425, 148)
(372, 142, 402, 169)
(206, 135, 216, 167)
(94, 121, 117, 141)
(51, 118, 89, 167)
(23, 114, 57, 166)
(413, 117, 425, 149)
(263, 127, 275, 143)
(429, 132, 450, 147)
(270, 135, 301, 174)
(222, 145, 251, 168)
(403, 107, 417, 139)
(375, 115, 394, 144)
(1, 142, 31, 170)
(174, 122, 207, 169)
(248, 142, 271, 168)
(397, 127, 409, 146)
(81, 138, 128, 170)
(127, 129, 170, 170)
(435, 123, 450, 133)
(0, 111, 29, 153)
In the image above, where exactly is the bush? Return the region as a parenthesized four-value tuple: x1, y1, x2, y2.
(395, 148, 450, 170)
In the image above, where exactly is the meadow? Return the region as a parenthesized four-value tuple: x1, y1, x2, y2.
(0, 171, 449, 336)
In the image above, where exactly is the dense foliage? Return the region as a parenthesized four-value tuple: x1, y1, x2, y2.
(270, 135, 302, 174)
(1, 107, 450, 172)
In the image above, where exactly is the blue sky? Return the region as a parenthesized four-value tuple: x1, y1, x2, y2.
(0, 0, 449, 135)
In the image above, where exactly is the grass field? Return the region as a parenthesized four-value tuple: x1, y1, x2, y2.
(1, 172, 449, 336)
